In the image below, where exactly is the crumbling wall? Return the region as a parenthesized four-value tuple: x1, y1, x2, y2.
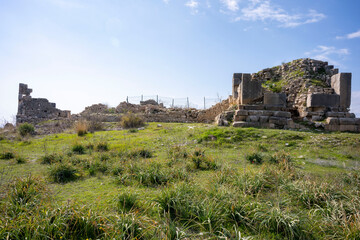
(16, 83, 70, 124)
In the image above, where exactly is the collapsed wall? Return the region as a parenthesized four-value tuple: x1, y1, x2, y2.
(16, 83, 71, 124)
(218, 58, 359, 132)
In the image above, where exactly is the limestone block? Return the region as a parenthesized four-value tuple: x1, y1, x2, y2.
(306, 93, 340, 108)
(331, 73, 352, 108)
(326, 117, 339, 125)
(239, 74, 263, 105)
(247, 115, 259, 122)
(274, 111, 291, 118)
(242, 105, 264, 110)
(264, 92, 286, 106)
(340, 125, 358, 132)
(248, 110, 263, 115)
(287, 119, 295, 128)
(345, 113, 356, 118)
(339, 118, 356, 125)
(235, 110, 248, 116)
(233, 121, 246, 127)
(265, 105, 285, 111)
(234, 115, 247, 121)
(259, 116, 269, 123)
(355, 118, 360, 125)
(269, 117, 287, 125)
(312, 116, 324, 121)
(326, 112, 346, 118)
(224, 111, 235, 121)
(262, 110, 274, 116)
(232, 73, 242, 99)
(325, 125, 340, 131)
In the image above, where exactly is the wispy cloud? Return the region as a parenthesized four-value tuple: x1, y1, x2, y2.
(230, 0, 325, 28)
(336, 30, 360, 40)
(221, 0, 240, 12)
(185, 0, 200, 14)
(162, 0, 170, 4)
(305, 45, 349, 66)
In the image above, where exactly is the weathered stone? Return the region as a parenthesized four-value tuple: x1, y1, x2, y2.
(264, 92, 286, 106)
(326, 112, 346, 118)
(339, 125, 358, 132)
(326, 117, 339, 125)
(339, 118, 356, 125)
(238, 74, 262, 104)
(355, 118, 360, 125)
(345, 113, 356, 118)
(240, 105, 264, 110)
(331, 73, 351, 108)
(235, 110, 248, 116)
(312, 116, 324, 121)
(259, 116, 269, 123)
(234, 115, 247, 121)
(262, 110, 274, 116)
(269, 117, 287, 125)
(325, 124, 340, 131)
(264, 105, 285, 111)
(224, 111, 235, 121)
(140, 99, 158, 106)
(233, 121, 247, 127)
(287, 119, 295, 128)
(248, 110, 263, 115)
(274, 111, 291, 118)
(247, 116, 259, 122)
(232, 73, 242, 99)
(306, 93, 340, 108)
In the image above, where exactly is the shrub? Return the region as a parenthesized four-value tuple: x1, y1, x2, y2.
(129, 148, 152, 158)
(245, 152, 263, 165)
(117, 193, 138, 213)
(0, 151, 15, 159)
(269, 151, 293, 170)
(15, 156, 27, 164)
(72, 143, 85, 154)
(190, 149, 218, 170)
(40, 154, 62, 164)
(18, 123, 35, 137)
(119, 112, 144, 129)
(74, 120, 88, 136)
(49, 163, 79, 183)
(96, 142, 109, 152)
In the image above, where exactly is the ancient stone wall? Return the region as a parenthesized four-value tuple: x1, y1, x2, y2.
(16, 83, 71, 124)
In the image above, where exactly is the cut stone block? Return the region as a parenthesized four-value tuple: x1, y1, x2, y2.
(306, 93, 340, 108)
(269, 117, 287, 125)
(331, 73, 351, 108)
(247, 115, 259, 122)
(240, 105, 265, 110)
(235, 110, 248, 116)
(355, 118, 360, 125)
(233, 121, 246, 127)
(274, 111, 291, 118)
(325, 125, 340, 131)
(248, 110, 263, 115)
(326, 112, 346, 118)
(339, 125, 358, 132)
(234, 115, 247, 121)
(326, 117, 339, 125)
(345, 113, 356, 118)
(264, 92, 286, 106)
(339, 118, 356, 125)
(259, 116, 269, 123)
(238, 74, 262, 105)
(232, 73, 242, 99)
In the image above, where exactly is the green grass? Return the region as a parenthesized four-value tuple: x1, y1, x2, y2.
(0, 122, 360, 239)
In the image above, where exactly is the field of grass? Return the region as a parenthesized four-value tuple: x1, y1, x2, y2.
(1, 122, 360, 239)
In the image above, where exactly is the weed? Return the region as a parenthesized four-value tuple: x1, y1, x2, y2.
(96, 142, 109, 152)
(74, 120, 88, 136)
(49, 163, 79, 183)
(129, 148, 152, 158)
(0, 151, 15, 159)
(119, 112, 145, 129)
(72, 143, 85, 154)
(246, 152, 263, 165)
(40, 153, 62, 164)
(15, 156, 27, 164)
(117, 192, 138, 213)
(18, 123, 35, 137)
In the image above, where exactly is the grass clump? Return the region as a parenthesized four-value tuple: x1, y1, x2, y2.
(15, 156, 27, 164)
(119, 112, 144, 129)
(129, 148, 152, 158)
(0, 151, 15, 159)
(74, 120, 88, 136)
(117, 192, 138, 213)
(246, 152, 263, 165)
(49, 163, 79, 183)
(40, 153, 62, 164)
(72, 143, 85, 154)
(96, 142, 109, 152)
(18, 122, 35, 137)
(190, 148, 218, 170)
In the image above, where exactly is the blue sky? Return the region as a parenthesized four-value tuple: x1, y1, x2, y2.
(1, 0, 360, 123)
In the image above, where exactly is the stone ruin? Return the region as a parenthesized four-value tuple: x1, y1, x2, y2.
(16, 83, 71, 124)
(216, 58, 360, 132)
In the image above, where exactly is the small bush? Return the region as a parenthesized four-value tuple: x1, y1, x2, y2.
(72, 143, 85, 154)
(40, 154, 62, 164)
(0, 151, 15, 159)
(15, 156, 27, 164)
(50, 163, 79, 183)
(129, 148, 152, 158)
(117, 193, 138, 213)
(119, 112, 144, 129)
(18, 123, 35, 137)
(190, 149, 218, 170)
(74, 120, 88, 136)
(96, 142, 109, 152)
(246, 152, 263, 165)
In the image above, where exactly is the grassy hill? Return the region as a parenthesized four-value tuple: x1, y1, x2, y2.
(1, 122, 360, 239)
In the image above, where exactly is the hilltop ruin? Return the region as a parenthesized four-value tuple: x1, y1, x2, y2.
(216, 58, 359, 132)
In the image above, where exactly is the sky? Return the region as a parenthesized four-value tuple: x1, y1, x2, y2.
(1, 0, 360, 124)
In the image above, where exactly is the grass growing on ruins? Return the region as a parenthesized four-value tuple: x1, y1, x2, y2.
(1, 122, 360, 239)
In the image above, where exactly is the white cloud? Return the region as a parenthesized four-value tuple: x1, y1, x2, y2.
(336, 30, 360, 40)
(233, 0, 325, 28)
(351, 91, 360, 117)
(162, 0, 170, 4)
(221, 0, 240, 12)
(305, 45, 349, 66)
(185, 0, 199, 14)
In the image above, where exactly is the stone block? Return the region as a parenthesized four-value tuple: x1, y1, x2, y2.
(264, 92, 286, 106)
(325, 124, 340, 131)
(306, 93, 340, 108)
(262, 110, 274, 116)
(242, 105, 264, 110)
(247, 115, 259, 122)
(233, 121, 246, 127)
(340, 125, 358, 132)
(339, 118, 356, 125)
(355, 118, 360, 125)
(248, 110, 263, 115)
(269, 117, 287, 125)
(345, 113, 356, 118)
(259, 116, 269, 123)
(312, 116, 324, 121)
(239, 74, 263, 104)
(264, 105, 285, 111)
(235, 110, 248, 116)
(234, 115, 247, 121)
(331, 73, 351, 108)
(287, 119, 295, 128)
(232, 73, 242, 99)
(326, 117, 339, 125)
(326, 112, 346, 118)
(233, 121, 259, 128)
(274, 111, 291, 118)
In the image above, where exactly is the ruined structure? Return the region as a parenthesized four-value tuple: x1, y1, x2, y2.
(217, 58, 359, 132)
(16, 83, 71, 124)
